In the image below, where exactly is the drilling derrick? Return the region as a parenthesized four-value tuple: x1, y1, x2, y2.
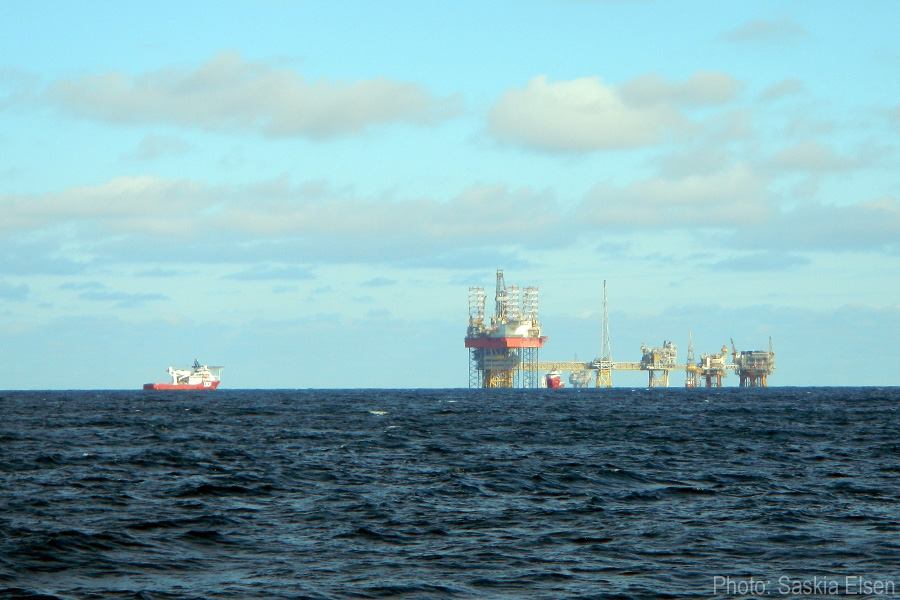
(685, 332, 700, 388)
(698, 346, 729, 387)
(465, 270, 547, 388)
(731, 338, 776, 387)
(594, 280, 613, 388)
(640, 341, 677, 388)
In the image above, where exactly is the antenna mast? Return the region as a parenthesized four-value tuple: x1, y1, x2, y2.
(596, 280, 612, 387)
(685, 331, 700, 387)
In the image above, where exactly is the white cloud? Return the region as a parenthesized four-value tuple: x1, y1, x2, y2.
(5, 168, 897, 282)
(362, 277, 398, 287)
(655, 146, 736, 177)
(225, 265, 316, 281)
(769, 140, 859, 172)
(0, 238, 93, 275)
(620, 71, 742, 107)
(46, 50, 461, 139)
(709, 251, 810, 272)
(759, 78, 805, 102)
(488, 74, 688, 151)
(210, 181, 561, 246)
(129, 134, 191, 160)
(699, 109, 757, 143)
(720, 18, 807, 43)
(59, 280, 168, 308)
(0, 175, 212, 235)
(0, 176, 564, 268)
(578, 165, 773, 228)
(783, 116, 837, 139)
(730, 196, 900, 254)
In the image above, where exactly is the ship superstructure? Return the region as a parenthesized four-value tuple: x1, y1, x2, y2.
(143, 360, 223, 390)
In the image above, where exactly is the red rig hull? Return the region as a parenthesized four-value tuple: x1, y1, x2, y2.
(143, 381, 220, 391)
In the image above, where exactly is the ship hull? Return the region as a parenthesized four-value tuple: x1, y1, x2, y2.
(545, 373, 564, 389)
(143, 381, 220, 391)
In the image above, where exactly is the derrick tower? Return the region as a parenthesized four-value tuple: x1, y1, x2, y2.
(465, 270, 546, 388)
(685, 332, 700, 388)
(731, 338, 776, 387)
(595, 280, 613, 387)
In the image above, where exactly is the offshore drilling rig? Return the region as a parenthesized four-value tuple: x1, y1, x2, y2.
(465, 271, 776, 388)
(465, 271, 546, 388)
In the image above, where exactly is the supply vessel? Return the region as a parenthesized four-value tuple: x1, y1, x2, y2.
(544, 371, 564, 389)
(143, 360, 223, 390)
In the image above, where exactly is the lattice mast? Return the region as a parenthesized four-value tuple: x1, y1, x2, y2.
(595, 280, 613, 387)
(522, 287, 539, 322)
(466, 287, 486, 387)
(493, 270, 507, 325)
(685, 331, 700, 388)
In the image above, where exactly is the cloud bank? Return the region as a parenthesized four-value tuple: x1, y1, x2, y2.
(488, 72, 740, 152)
(2, 171, 897, 278)
(720, 18, 807, 43)
(578, 165, 773, 228)
(488, 75, 683, 151)
(46, 51, 462, 138)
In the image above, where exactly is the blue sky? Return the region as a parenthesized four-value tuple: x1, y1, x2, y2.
(1, 0, 898, 389)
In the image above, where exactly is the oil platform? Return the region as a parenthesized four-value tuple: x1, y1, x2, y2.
(731, 338, 776, 387)
(697, 345, 730, 387)
(465, 271, 776, 389)
(465, 271, 546, 388)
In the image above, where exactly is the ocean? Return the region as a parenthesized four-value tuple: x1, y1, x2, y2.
(2, 387, 899, 599)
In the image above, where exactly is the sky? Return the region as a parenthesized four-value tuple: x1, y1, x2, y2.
(1, 0, 898, 389)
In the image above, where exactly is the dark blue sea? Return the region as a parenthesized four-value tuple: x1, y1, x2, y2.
(2, 388, 900, 599)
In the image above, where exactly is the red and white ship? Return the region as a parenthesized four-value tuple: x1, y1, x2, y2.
(545, 370, 564, 389)
(143, 360, 223, 390)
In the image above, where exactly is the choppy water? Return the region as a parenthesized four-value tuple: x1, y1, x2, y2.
(2, 387, 900, 599)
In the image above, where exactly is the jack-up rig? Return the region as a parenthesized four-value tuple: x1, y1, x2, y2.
(465, 270, 776, 389)
(465, 271, 546, 388)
